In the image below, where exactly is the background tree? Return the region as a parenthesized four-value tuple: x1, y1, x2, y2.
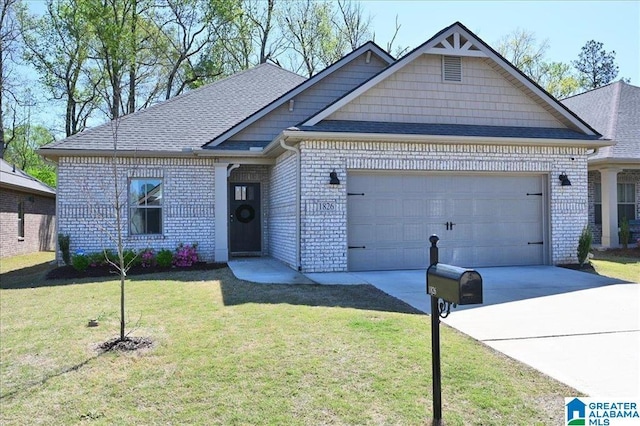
(153, 0, 239, 99)
(497, 28, 550, 83)
(335, 0, 371, 51)
(4, 123, 57, 186)
(19, 0, 99, 137)
(573, 40, 619, 90)
(0, 0, 22, 158)
(538, 62, 580, 99)
(497, 28, 581, 99)
(281, 0, 371, 77)
(242, 0, 286, 65)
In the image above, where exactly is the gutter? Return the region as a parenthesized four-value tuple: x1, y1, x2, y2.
(279, 138, 302, 271)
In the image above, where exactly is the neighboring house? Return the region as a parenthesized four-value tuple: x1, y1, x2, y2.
(39, 22, 608, 272)
(0, 159, 56, 258)
(562, 81, 640, 247)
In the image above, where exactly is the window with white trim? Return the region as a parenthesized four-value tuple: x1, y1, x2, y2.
(594, 182, 636, 225)
(18, 201, 25, 239)
(618, 183, 636, 222)
(129, 178, 163, 235)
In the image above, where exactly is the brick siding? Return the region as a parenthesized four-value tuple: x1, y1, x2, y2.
(57, 156, 216, 263)
(268, 151, 298, 268)
(0, 188, 55, 258)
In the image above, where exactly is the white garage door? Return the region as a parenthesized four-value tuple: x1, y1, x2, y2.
(347, 172, 547, 271)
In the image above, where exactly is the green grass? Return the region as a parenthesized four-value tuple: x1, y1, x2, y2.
(0, 251, 55, 274)
(0, 255, 577, 425)
(591, 249, 640, 283)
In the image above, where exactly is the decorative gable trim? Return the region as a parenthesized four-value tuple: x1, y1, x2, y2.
(301, 22, 599, 137)
(203, 41, 395, 148)
(428, 31, 486, 58)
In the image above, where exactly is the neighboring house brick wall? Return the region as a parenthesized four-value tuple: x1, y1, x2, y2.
(230, 53, 389, 142)
(269, 151, 298, 268)
(0, 188, 55, 257)
(229, 165, 270, 255)
(298, 140, 587, 272)
(57, 156, 216, 262)
(328, 55, 565, 129)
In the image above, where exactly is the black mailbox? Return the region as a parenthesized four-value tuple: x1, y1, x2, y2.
(426, 263, 483, 305)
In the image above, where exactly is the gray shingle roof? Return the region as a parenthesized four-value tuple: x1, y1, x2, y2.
(0, 159, 56, 197)
(41, 63, 305, 153)
(293, 120, 602, 140)
(562, 81, 640, 161)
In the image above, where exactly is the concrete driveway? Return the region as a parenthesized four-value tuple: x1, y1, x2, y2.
(229, 259, 639, 397)
(308, 266, 639, 397)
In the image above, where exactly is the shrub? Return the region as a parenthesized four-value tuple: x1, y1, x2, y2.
(72, 254, 90, 272)
(123, 249, 141, 268)
(577, 225, 593, 267)
(58, 234, 71, 265)
(140, 248, 156, 268)
(173, 243, 199, 267)
(104, 249, 118, 265)
(87, 251, 107, 267)
(619, 217, 630, 249)
(156, 249, 173, 268)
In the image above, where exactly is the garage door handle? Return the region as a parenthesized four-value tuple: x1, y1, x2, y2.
(528, 241, 544, 245)
(348, 246, 366, 249)
(347, 193, 365, 196)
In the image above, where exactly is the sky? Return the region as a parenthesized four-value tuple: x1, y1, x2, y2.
(362, 1, 639, 85)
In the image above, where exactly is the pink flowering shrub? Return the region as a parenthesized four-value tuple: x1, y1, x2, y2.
(173, 243, 199, 267)
(140, 248, 156, 268)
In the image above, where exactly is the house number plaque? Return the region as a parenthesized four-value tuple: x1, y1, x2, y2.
(306, 200, 339, 214)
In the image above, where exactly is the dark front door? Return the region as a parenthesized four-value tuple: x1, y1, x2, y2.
(230, 183, 261, 253)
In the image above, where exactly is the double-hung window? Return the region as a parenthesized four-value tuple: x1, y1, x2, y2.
(129, 178, 163, 235)
(618, 183, 636, 222)
(594, 182, 636, 225)
(18, 201, 25, 239)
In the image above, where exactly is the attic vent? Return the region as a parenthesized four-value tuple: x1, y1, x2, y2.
(443, 56, 462, 82)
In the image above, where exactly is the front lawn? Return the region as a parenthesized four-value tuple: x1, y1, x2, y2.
(1, 259, 576, 425)
(591, 248, 640, 283)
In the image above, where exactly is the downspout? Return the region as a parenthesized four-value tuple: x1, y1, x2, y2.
(279, 138, 302, 271)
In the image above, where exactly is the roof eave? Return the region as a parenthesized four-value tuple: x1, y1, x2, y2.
(277, 129, 611, 148)
(0, 181, 56, 197)
(588, 157, 640, 170)
(37, 148, 202, 160)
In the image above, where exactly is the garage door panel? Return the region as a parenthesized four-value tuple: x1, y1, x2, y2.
(348, 172, 546, 271)
(349, 224, 374, 245)
(349, 198, 375, 217)
(375, 198, 402, 216)
(376, 224, 403, 242)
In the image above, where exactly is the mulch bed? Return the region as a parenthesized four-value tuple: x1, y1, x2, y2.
(46, 262, 227, 280)
(557, 263, 597, 273)
(97, 336, 154, 352)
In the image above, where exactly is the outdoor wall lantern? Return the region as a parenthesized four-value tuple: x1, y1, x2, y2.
(558, 172, 572, 186)
(329, 169, 340, 185)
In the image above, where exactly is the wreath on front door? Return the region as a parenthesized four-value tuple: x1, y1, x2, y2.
(235, 204, 256, 223)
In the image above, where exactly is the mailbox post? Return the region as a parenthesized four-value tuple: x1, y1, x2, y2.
(426, 235, 483, 426)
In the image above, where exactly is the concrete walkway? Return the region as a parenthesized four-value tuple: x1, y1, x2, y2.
(228, 257, 640, 397)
